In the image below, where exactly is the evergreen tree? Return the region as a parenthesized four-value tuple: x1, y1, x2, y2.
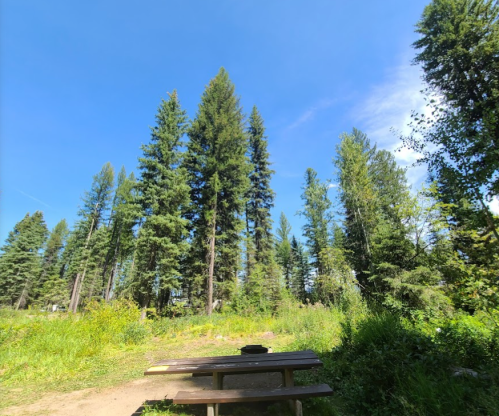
(40, 220, 69, 284)
(184, 68, 250, 314)
(68, 162, 115, 312)
(134, 91, 190, 315)
(299, 168, 332, 274)
(0, 212, 48, 308)
(275, 212, 293, 289)
(38, 219, 69, 306)
(246, 106, 275, 266)
(102, 168, 140, 301)
(335, 130, 378, 290)
(290, 236, 310, 301)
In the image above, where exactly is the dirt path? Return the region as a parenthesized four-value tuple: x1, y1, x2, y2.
(1, 373, 283, 416)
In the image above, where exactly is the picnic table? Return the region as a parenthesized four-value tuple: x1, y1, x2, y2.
(145, 349, 333, 416)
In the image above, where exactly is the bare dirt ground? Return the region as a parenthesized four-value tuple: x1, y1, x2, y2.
(1, 372, 284, 416)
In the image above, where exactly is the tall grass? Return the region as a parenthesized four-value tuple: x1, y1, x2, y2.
(0, 300, 146, 386)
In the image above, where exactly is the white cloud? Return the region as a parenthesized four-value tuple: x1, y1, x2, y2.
(489, 197, 499, 215)
(353, 59, 429, 188)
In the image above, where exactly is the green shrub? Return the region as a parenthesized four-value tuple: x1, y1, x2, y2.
(327, 312, 499, 416)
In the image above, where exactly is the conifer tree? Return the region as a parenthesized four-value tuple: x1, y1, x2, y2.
(184, 68, 250, 314)
(38, 219, 69, 305)
(299, 168, 332, 274)
(102, 168, 140, 301)
(0, 212, 48, 308)
(68, 162, 115, 312)
(134, 91, 190, 315)
(290, 235, 310, 301)
(275, 212, 293, 288)
(40, 219, 69, 284)
(246, 106, 275, 266)
(335, 130, 378, 289)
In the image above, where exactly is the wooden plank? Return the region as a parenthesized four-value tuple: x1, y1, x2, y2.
(151, 350, 317, 367)
(192, 369, 303, 377)
(145, 358, 323, 375)
(173, 384, 333, 404)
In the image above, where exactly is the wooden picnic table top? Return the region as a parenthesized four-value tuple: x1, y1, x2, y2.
(144, 350, 322, 376)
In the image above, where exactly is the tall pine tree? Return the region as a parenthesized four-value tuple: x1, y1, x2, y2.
(184, 68, 250, 314)
(0, 212, 48, 309)
(134, 91, 191, 315)
(246, 106, 275, 266)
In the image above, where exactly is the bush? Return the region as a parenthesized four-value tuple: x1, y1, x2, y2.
(326, 312, 499, 416)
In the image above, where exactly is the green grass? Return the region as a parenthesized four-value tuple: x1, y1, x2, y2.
(1, 300, 498, 415)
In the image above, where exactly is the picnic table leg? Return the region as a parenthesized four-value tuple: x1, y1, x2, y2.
(283, 369, 303, 416)
(210, 371, 223, 416)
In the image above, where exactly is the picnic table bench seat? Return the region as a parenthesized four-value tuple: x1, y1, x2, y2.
(174, 384, 333, 416)
(174, 383, 333, 404)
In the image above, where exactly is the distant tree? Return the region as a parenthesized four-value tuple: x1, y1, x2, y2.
(275, 212, 293, 289)
(184, 68, 250, 314)
(40, 219, 69, 286)
(68, 162, 115, 312)
(102, 168, 140, 301)
(290, 236, 310, 301)
(335, 129, 412, 292)
(134, 91, 191, 316)
(299, 168, 332, 274)
(246, 106, 275, 266)
(0, 212, 48, 309)
(37, 219, 69, 305)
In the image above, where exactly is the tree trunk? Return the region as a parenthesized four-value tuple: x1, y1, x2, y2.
(477, 195, 499, 242)
(15, 279, 30, 311)
(105, 231, 121, 301)
(207, 201, 217, 316)
(69, 204, 98, 313)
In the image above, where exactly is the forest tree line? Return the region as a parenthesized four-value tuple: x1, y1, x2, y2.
(1, 0, 498, 319)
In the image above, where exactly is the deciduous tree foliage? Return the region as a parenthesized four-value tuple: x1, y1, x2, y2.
(407, 0, 499, 229)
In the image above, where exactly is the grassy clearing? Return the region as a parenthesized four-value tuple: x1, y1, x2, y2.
(1, 300, 498, 415)
(0, 300, 344, 411)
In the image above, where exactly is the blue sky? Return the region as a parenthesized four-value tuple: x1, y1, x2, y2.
(1, 0, 433, 244)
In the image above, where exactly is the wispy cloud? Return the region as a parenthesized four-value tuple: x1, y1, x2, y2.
(352, 59, 429, 188)
(16, 189, 51, 208)
(287, 98, 336, 130)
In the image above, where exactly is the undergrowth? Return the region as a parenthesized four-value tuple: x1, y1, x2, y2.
(1, 299, 498, 415)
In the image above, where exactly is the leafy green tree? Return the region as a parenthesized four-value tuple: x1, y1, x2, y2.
(405, 0, 499, 239)
(315, 247, 355, 306)
(0, 212, 48, 309)
(184, 68, 250, 314)
(134, 91, 191, 315)
(299, 168, 332, 274)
